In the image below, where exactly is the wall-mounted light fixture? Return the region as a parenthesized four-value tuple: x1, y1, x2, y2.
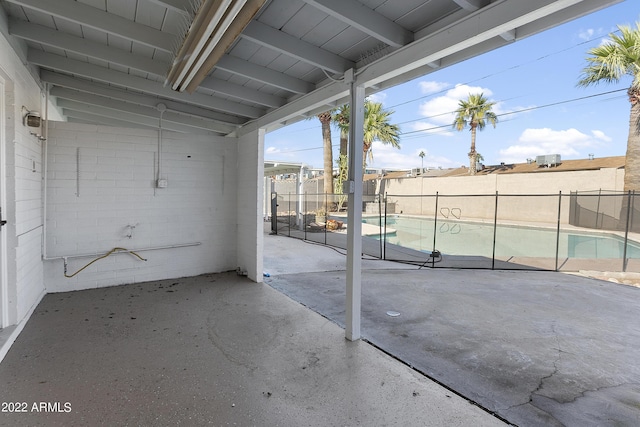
(22, 106, 46, 140)
(22, 107, 41, 128)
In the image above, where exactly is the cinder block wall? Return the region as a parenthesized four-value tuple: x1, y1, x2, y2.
(0, 32, 46, 326)
(382, 168, 624, 223)
(12, 93, 45, 322)
(44, 122, 238, 292)
(236, 129, 264, 282)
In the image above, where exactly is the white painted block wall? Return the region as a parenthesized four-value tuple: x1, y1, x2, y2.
(236, 129, 264, 282)
(44, 122, 238, 292)
(0, 28, 46, 327)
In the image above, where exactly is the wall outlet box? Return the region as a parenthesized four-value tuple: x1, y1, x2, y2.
(157, 179, 168, 188)
(342, 180, 355, 194)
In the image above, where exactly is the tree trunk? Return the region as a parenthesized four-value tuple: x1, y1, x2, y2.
(339, 129, 348, 158)
(339, 128, 348, 189)
(363, 141, 371, 170)
(468, 124, 477, 176)
(624, 93, 640, 192)
(319, 112, 334, 195)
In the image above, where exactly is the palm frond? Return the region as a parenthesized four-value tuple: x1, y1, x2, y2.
(452, 93, 498, 131)
(577, 22, 640, 88)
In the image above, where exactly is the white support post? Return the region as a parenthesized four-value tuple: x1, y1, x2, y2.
(345, 71, 364, 341)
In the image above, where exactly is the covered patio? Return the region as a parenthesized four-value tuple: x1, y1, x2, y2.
(0, 0, 624, 344)
(0, 1, 633, 425)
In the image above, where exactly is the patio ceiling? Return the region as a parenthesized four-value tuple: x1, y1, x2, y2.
(0, 0, 622, 137)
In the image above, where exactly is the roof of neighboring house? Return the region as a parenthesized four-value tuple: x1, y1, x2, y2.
(371, 169, 453, 180)
(276, 156, 626, 182)
(439, 156, 626, 177)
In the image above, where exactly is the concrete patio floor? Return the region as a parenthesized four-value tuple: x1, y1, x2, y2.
(0, 273, 504, 426)
(263, 231, 640, 426)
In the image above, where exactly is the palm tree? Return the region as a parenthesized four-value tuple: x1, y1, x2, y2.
(363, 101, 401, 168)
(332, 100, 401, 170)
(452, 93, 498, 176)
(317, 111, 334, 195)
(578, 22, 640, 192)
(419, 150, 426, 173)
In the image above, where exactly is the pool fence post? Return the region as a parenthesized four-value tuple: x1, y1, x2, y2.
(380, 194, 384, 260)
(384, 193, 389, 260)
(324, 192, 327, 245)
(271, 192, 278, 235)
(297, 170, 304, 230)
(432, 192, 439, 268)
(377, 194, 381, 259)
(622, 190, 633, 272)
(288, 192, 291, 237)
(555, 191, 562, 271)
(304, 192, 308, 240)
(492, 191, 498, 270)
(595, 188, 602, 229)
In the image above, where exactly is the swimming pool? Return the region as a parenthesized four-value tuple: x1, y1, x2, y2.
(363, 216, 640, 259)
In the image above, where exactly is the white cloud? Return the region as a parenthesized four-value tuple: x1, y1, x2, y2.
(591, 129, 612, 142)
(578, 28, 596, 41)
(418, 81, 449, 94)
(264, 145, 300, 161)
(368, 92, 387, 104)
(498, 127, 611, 163)
(577, 27, 614, 42)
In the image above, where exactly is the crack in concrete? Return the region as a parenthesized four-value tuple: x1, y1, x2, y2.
(498, 318, 639, 426)
(531, 323, 563, 398)
(556, 381, 640, 405)
(499, 323, 563, 414)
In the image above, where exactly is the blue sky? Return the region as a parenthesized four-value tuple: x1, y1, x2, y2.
(265, 1, 640, 171)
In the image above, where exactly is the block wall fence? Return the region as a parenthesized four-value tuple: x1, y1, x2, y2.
(271, 167, 625, 225)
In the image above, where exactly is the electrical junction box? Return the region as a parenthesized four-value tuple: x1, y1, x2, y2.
(157, 179, 168, 188)
(343, 180, 355, 194)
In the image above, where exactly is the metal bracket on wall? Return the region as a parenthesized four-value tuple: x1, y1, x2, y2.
(76, 147, 80, 197)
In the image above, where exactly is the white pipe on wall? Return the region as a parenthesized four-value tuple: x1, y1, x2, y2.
(44, 242, 202, 262)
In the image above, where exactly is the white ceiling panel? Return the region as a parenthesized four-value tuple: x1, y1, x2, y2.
(105, 0, 136, 20)
(79, 0, 106, 10)
(246, 46, 282, 67)
(80, 25, 108, 44)
(396, 1, 457, 31)
(134, 1, 168, 29)
(257, 0, 305, 29)
(280, 4, 326, 39)
(21, 6, 53, 26)
(229, 37, 262, 61)
(372, 0, 424, 22)
(304, 18, 349, 53)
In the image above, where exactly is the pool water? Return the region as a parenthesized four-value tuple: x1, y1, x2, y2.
(364, 216, 640, 259)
